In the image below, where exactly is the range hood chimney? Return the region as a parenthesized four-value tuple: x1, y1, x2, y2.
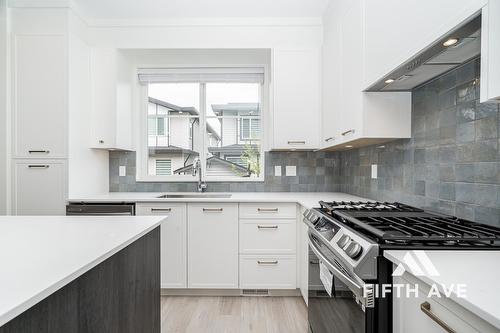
(365, 15, 481, 92)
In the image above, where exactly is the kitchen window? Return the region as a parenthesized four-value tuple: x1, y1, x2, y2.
(137, 67, 265, 182)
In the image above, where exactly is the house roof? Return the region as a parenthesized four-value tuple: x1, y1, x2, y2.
(148, 97, 198, 115)
(148, 145, 197, 156)
(173, 155, 249, 175)
(148, 97, 221, 140)
(211, 103, 260, 116)
(208, 143, 259, 154)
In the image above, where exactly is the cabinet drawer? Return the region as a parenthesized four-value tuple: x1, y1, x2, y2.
(239, 203, 296, 219)
(136, 203, 186, 216)
(239, 255, 296, 289)
(239, 220, 296, 254)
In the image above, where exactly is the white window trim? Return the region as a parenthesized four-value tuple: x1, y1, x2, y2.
(136, 65, 268, 183)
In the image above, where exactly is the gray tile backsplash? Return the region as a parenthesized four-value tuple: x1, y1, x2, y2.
(109, 58, 499, 226)
(338, 58, 499, 226)
(109, 151, 342, 193)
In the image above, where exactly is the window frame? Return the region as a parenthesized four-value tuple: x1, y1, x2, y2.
(136, 67, 267, 183)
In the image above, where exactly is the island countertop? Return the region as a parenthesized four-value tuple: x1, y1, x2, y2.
(0, 216, 165, 327)
(385, 250, 500, 330)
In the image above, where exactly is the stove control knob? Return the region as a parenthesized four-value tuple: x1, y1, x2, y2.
(345, 241, 363, 259)
(336, 234, 351, 249)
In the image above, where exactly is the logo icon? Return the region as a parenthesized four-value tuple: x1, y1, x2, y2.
(392, 250, 439, 277)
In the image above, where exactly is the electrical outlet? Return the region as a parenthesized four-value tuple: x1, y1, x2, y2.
(274, 165, 282, 177)
(371, 164, 378, 179)
(286, 165, 297, 177)
(119, 166, 126, 177)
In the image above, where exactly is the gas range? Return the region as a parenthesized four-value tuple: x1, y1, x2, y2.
(304, 201, 500, 333)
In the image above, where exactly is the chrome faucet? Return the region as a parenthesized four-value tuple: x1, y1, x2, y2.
(192, 157, 207, 192)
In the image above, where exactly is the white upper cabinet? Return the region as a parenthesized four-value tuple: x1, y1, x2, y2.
(321, 0, 411, 149)
(480, 0, 500, 103)
(13, 34, 67, 158)
(271, 48, 321, 150)
(90, 48, 133, 150)
(364, 0, 487, 89)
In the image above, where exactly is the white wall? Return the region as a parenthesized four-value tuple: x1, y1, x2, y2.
(87, 19, 323, 49)
(0, 0, 7, 214)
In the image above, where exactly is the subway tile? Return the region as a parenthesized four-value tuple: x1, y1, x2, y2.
(475, 184, 498, 208)
(474, 162, 498, 184)
(439, 183, 456, 201)
(456, 101, 476, 123)
(475, 100, 498, 120)
(456, 80, 477, 104)
(455, 163, 475, 182)
(475, 116, 498, 140)
(456, 122, 475, 143)
(456, 183, 476, 204)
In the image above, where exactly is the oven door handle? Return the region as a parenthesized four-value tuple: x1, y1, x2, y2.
(308, 235, 374, 308)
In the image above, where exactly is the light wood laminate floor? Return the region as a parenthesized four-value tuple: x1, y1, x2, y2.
(161, 296, 308, 333)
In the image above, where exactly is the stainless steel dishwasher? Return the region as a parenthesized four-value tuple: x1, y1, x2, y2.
(66, 203, 135, 216)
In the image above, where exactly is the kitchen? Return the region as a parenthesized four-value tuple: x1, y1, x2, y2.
(0, 0, 499, 332)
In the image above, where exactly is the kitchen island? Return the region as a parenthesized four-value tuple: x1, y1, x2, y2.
(0, 216, 164, 332)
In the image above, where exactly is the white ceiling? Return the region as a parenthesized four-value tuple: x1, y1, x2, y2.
(73, 0, 330, 20)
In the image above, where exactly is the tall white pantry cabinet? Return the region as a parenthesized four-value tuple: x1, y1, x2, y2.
(10, 8, 84, 215)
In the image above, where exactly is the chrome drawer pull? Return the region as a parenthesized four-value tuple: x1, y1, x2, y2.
(151, 208, 172, 212)
(203, 208, 223, 212)
(287, 140, 306, 145)
(28, 165, 49, 169)
(420, 302, 456, 333)
(341, 129, 355, 136)
(257, 208, 278, 212)
(257, 225, 278, 229)
(324, 137, 335, 142)
(257, 260, 278, 265)
(28, 150, 50, 154)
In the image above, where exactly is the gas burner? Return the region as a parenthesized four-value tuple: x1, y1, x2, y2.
(319, 201, 423, 213)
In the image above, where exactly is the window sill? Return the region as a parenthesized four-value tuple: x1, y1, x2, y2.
(135, 175, 265, 183)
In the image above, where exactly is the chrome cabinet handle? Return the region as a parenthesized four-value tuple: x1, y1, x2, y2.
(287, 140, 306, 145)
(257, 208, 278, 212)
(28, 165, 49, 169)
(324, 137, 335, 142)
(420, 302, 456, 333)
(151, 208, 172, 212)
(28, 150, 50, 154)
(341, 129, 355, 136)
(257, 260, 278, 265)
(257, 225, 278, 229)
(203, 208, 223, 212)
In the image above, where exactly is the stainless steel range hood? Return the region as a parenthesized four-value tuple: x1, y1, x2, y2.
(365, 15, 481, 92)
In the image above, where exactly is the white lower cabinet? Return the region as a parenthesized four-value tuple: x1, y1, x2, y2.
(239, 219, 296, 254)
(394, 274, 499, 333)
(188, 203, 239, 289)
(13, 160, 66, 215)
(136, 203, 187, 289)
(239, 202, 297, 290)
(239, 255, 296, 289)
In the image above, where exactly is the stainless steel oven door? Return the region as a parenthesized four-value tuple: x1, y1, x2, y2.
(308, 234, 369, 333)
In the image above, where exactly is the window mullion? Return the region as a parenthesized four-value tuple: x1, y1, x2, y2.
(200, 83, 207, 180)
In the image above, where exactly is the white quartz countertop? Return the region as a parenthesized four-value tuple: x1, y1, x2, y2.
(0, 216, 164, 327)
(384, 250, 500, 329)
(67, 192, 370, 209)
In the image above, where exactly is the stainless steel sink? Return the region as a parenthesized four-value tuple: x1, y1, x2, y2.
(156, 193, 233, 199)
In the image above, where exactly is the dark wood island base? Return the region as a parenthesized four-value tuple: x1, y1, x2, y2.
(0, 227, 160, 333)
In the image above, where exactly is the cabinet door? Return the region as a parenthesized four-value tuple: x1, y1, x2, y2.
(393, 275, 480, 333)
(13, 34, 67, 158)
(338, 1, 363, 142)
(480, 1, 500, 102)
(136, 203, 187, 288)
(13, 160, 66, 215)
(187, 203, 238, 288)
(272, 48, 321, 150)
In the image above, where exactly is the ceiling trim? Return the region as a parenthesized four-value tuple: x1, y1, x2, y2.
(84, 17, 323, 28)
(8, 0, 75, 8)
